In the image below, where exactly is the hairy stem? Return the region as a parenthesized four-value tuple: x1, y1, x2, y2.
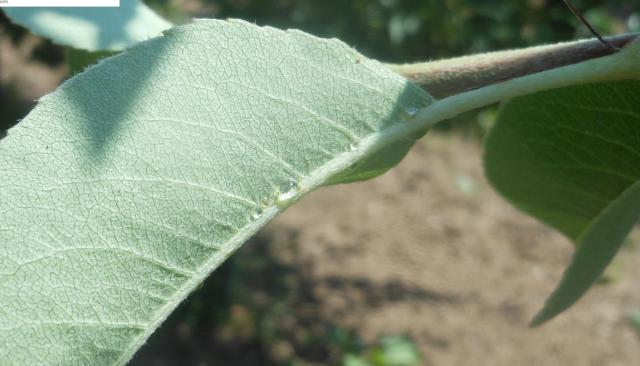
(389, 33, 638, 98)
(411, 37, 640, 130)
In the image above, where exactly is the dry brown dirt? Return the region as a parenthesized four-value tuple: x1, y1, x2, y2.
(265, 133, 640, 366)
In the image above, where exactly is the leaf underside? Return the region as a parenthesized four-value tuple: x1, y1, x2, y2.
(484, 80, 640, 325)
(2, 0, 171, 51)
(0, 19, 432, 365)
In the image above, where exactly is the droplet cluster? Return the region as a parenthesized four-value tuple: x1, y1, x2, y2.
(249, 178, 301, 221)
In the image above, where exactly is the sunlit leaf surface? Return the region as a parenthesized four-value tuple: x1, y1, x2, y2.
(0, 19, 431, 364)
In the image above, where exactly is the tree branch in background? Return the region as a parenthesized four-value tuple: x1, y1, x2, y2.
(562, 0, 620, 51)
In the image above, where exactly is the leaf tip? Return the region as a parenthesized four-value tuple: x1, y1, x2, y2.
(529, 310, 551, 328)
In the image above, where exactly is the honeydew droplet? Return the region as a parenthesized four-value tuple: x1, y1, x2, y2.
(251, 208, 263, 220)
(349, 143, 357, 152)
(404, 107, 419, 119)
(260, 195, 273, 208)
(277, 178, 299, 205)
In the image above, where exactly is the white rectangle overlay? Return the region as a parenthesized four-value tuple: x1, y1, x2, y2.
(1, 0, 119, 7)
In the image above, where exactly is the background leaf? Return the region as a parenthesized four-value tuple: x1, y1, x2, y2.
(484, 80, 640, 325)
(0, 19, 431, 365)
(2, 0, 171, 51)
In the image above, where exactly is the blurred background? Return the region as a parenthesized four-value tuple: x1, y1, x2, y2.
(2, 1, 640, 365)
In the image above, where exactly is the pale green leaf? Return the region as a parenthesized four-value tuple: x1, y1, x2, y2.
(484, 81, 640, 325)
(2, 0, 171, 51)
(0, 19, 432, 365)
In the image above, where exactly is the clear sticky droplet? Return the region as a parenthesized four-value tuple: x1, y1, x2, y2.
(349, 143, 357, 152)
(405, 107, 419, 118)
(260, 195, 273, 208)
(277, 179, 299, 204)
(251, 208, 263, 220)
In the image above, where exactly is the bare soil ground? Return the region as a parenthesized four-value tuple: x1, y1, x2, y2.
(258, 133, 640, 366)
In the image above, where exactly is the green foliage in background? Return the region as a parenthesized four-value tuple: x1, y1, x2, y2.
(630, 311, 640, 331)
(343, 336, 422, 366)
(191, 0, 637, 62)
